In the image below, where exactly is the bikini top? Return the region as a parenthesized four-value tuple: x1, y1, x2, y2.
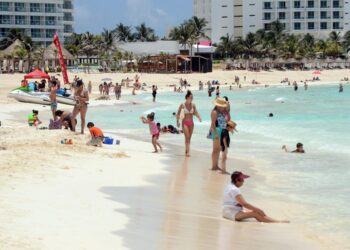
(183, 103, 194, 115)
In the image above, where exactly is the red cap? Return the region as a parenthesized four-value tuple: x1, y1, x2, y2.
(231, 171, 250, 182)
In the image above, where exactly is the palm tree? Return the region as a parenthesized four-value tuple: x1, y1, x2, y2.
(168, 27, 180, 40)
(0, 28, 24, 49)
(189, 16, 209, 52)
(216, 34, 241, 59)
(328, 31, 342, 44)
(101, 29, 115, 50)
(134, 23, 157, 42)
(280, 34, 300, 59)
(189, 16, 209, 39)
(79, 32, 98, 73)
(113, 23, 134, 42)
(33, 47, 46, 69)
(238, 32, 259, 59)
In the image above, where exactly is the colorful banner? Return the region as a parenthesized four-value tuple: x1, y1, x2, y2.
(53, 33, 69, 84)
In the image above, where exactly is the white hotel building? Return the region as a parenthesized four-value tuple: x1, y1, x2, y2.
(194, 0, 350, 43)
(0, 0, 74, 47)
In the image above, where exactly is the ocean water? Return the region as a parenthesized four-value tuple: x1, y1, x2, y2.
(87, 84, 350, 248)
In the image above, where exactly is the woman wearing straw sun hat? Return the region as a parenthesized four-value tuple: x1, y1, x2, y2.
(211, 97, 228, 171)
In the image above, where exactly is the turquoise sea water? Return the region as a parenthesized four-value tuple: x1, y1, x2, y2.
(88, 85, 350, 248)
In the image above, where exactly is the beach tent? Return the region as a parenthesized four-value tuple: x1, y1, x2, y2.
(24, 69, 50, 80)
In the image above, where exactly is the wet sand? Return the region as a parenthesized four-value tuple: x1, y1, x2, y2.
(101, 146, 325, 250)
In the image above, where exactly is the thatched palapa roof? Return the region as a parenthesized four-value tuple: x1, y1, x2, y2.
(0, 39, 25, 58)
(43, 43, 74, 60)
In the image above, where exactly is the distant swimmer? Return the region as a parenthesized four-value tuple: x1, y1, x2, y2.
(268, 113, 274, 117)
(294, 83, 298, 91)
(282, 143, 305, 153)
(304, 82, 308, 91)
(222, 171, 290, 223)
(339, 84, 344, 93)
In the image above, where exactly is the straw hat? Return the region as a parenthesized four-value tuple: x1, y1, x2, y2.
(212, 97, 228, 108)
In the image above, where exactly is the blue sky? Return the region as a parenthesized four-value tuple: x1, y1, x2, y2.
(74, 0, 192, 36)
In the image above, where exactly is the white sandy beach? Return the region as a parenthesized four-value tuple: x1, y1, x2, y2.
(0, 69, 346, 249)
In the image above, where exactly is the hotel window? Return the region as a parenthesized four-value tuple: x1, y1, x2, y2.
(15, 2, 25, 12)
(30, 3, 41, 12)
(308, 22, 315, 29)
(46, 16, 55, 25)
(0, 28, 10, 37)
(0, 2, 10, 11)
(0, 15, 11, 24)
(294, 12, 301, 19)
(333, 0, 340, 7)
(307, 0, 314, 8)
(320, 0, 328, 7)
(264, 23, 272, 30)
(321, 11, 327, 19)
(264, 2, 272, 9)
(15, 15, 25, 25)
(294, 22, 301, 30)
(264, 12, 271, 20)
(45, 4, 55, 13)
(294, 1, 301, 8)
(64, 24, 73, 33)
(333, 22, 340, 29)
(31, 29, 42, 38)
(333, 11, 340, 18)
(320, 22, 328, 29)
(308, 11, 315, 19)
(278, 1, 286, 8)
(279, 12, 286, 19)
(30, 16, 41, 25)
(46, 29, 56, 38)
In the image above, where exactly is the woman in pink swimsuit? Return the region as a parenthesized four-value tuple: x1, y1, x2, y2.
(176, 91, 202, 157)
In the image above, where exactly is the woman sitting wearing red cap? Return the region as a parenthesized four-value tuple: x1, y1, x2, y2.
(223, 171, 289, 223)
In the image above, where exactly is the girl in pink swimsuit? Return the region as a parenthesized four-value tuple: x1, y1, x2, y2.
(141, 112, 162, 153)
(176, 91, 202, 157)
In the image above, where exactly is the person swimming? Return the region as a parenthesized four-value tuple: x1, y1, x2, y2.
(282, 142, 305, 153)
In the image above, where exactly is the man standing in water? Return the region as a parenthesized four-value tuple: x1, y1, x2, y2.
(152, 85, 158, 102)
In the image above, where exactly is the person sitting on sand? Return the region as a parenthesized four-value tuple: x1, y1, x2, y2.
(140, 112, 163, 153)
(87, 122, 104, 147)
(223, 171, 289, 223)
(28, 110, 41, 127)
(282, 143, 305, 153)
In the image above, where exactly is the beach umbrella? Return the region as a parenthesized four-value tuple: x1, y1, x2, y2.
(24, 69, 50, 80)
(312, 70, 321, 75)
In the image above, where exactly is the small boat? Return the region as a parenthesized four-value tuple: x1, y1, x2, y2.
(56, 95, 76, 106)
(8, 90, 51, 105)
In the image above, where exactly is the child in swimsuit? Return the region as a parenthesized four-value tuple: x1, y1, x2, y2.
(141, 112, 163, 153)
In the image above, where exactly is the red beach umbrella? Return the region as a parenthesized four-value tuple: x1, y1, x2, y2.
(312, 70, 321, 75)
(24, 69, 50, 80)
